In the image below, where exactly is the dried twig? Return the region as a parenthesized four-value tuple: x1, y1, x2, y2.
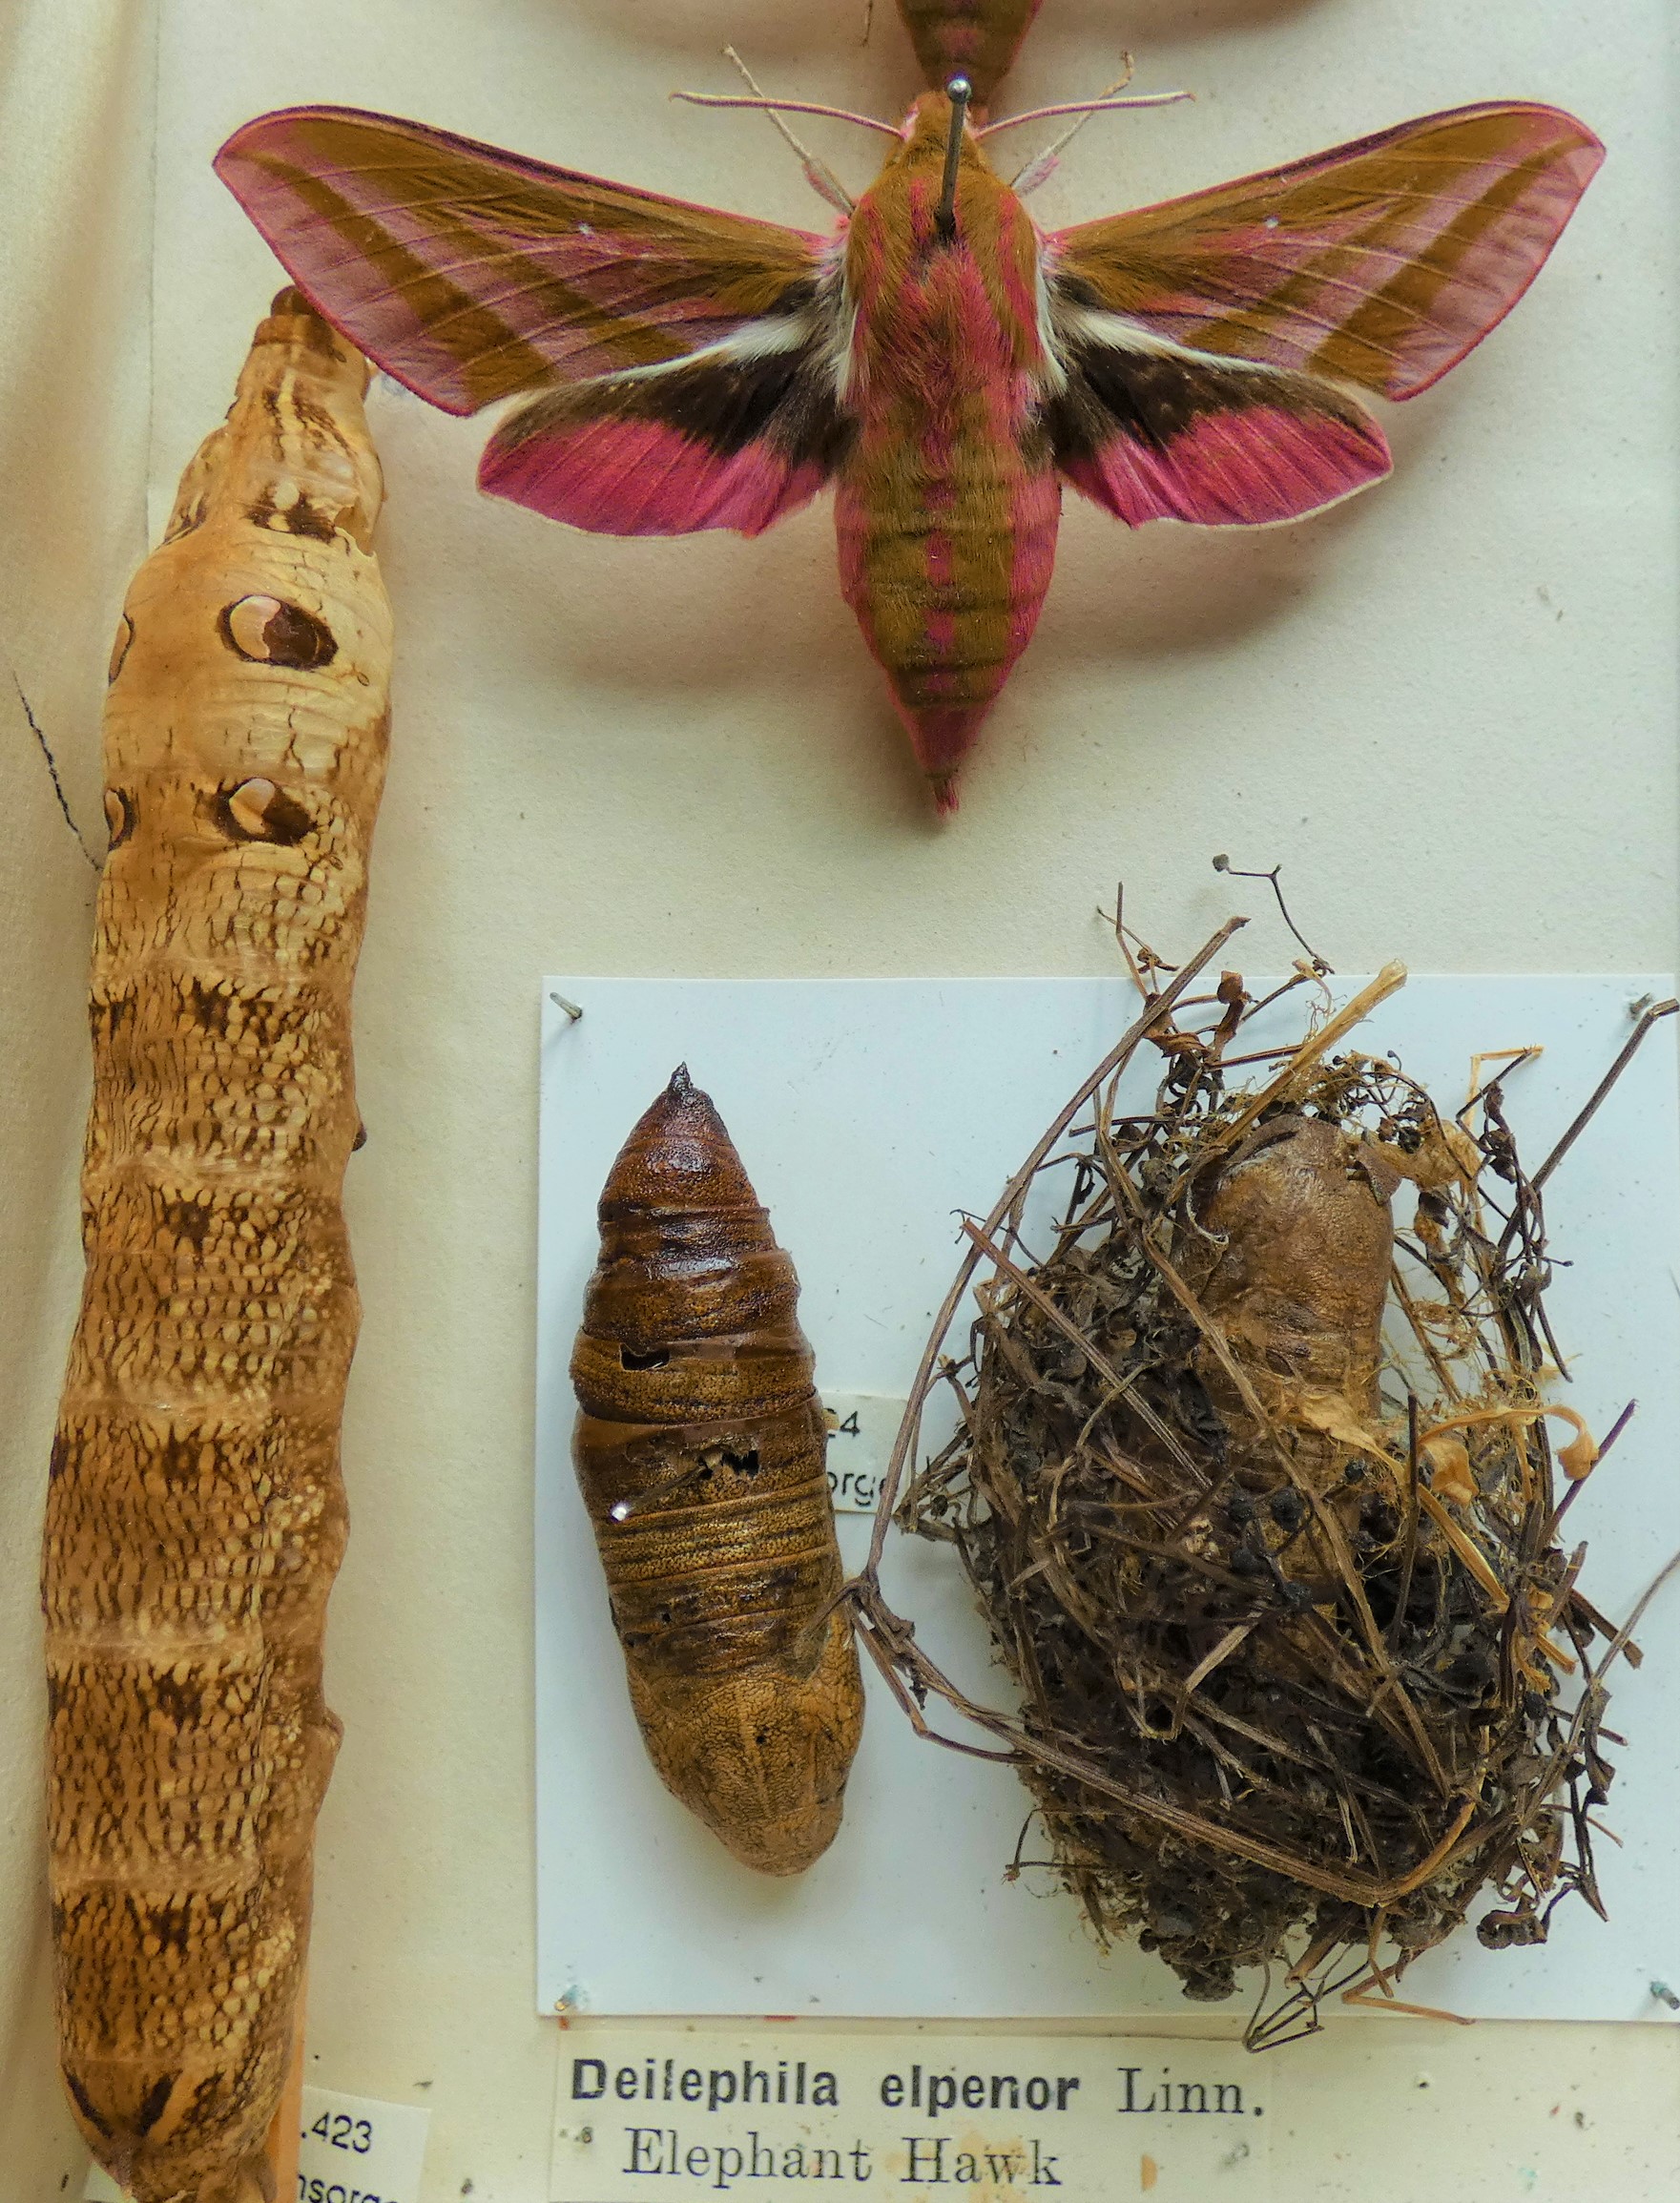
(1212, 854, 1332, 973)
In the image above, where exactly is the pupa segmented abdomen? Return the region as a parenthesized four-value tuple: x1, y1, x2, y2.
(570, 1068, 863, 1875)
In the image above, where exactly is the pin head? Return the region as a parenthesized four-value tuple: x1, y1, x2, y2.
(936, 78, 973, 239)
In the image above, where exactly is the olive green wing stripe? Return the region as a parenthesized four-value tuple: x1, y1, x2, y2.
(217, 106, 826, 416)
(1048, 103, 1604, 401)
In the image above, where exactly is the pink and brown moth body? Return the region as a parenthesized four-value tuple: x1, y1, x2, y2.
(216, 92, 1602, 807)
(835, 97, 1060, 788)
(570, 1069, 863, 1876)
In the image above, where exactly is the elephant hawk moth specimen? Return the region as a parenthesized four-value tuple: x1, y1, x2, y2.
(571, 1068, 864, 1875)
(215, 82, 1600, 810)
(852, 933, 1666, 2043)
(42, 292, 390, 2203)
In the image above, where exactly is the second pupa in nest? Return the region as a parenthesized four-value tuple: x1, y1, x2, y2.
(853, 930, 1670, 2044)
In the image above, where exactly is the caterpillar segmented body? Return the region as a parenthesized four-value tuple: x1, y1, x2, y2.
(42, 292, 389, 2203)
(570, 1069, 864, 1875)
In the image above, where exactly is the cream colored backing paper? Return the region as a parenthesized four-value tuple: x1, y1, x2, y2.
(2, 0, 1677, 2194)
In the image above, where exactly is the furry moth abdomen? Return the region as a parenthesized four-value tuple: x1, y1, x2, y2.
(42, 293, 389, 2203)
(570, 1068, 863, 1875)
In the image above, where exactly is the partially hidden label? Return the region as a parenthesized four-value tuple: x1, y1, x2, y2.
(550, 2026, 1269, 2202)
(821, 1394, 906, 1514)
(294, 2088, 430, 2202)
(85, 2086, 429, 2203)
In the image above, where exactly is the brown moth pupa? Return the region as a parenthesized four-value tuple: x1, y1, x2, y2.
(570, 1068, 864, 1875)
(1186, 1113, 1400, 1500)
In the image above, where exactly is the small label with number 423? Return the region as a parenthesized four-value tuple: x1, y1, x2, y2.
(296, 2088, 429, 2201)
(84, 2086, 429, 2203)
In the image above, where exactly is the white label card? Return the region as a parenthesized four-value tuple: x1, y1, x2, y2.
(821, 1394, 905, 1514)
(550, 2025, 1269, 2202)
(538, 977, 1680, 2026)
(295, 2088, 430, 2202)
(84, 2087, 429, 2203)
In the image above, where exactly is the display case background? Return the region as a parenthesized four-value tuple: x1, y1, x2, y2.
(2, 0, 1676, 2194)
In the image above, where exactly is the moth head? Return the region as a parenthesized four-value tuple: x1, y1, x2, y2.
(875, 85, 994, 244)
(900, 85, 978, 153)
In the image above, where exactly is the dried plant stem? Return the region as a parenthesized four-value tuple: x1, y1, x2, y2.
(861, 914, 1249, 1575)
(855, 923, 1669, 2044)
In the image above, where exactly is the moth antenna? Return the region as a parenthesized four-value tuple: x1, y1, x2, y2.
(982, 57, 1193, 149)
(1006, 62, 1142, 192)
(674, 49, 898, 147)
(936, 76, 972, 240)
(861, 0, 874, 44)
(673, 51, 875, 211)
(704, 47, 858, 212)
(671, 87, 897, 139)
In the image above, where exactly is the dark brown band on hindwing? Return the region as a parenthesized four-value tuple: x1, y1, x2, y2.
(491, 322, 857, 474)
(1045, 320, 1375, 463)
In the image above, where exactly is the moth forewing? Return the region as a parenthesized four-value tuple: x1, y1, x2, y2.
(570, 1068, 864, 1876)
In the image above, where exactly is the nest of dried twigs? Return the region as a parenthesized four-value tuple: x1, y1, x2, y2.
(851, 912, 1671, 2047)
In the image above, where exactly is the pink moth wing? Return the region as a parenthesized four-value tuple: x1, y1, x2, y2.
(1043, 102, 1603, 528)
(214, 106, 840, 534)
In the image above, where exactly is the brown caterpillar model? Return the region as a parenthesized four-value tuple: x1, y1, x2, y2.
(570, 1069, 864, 1875)
(42, 291, 390, 2203)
